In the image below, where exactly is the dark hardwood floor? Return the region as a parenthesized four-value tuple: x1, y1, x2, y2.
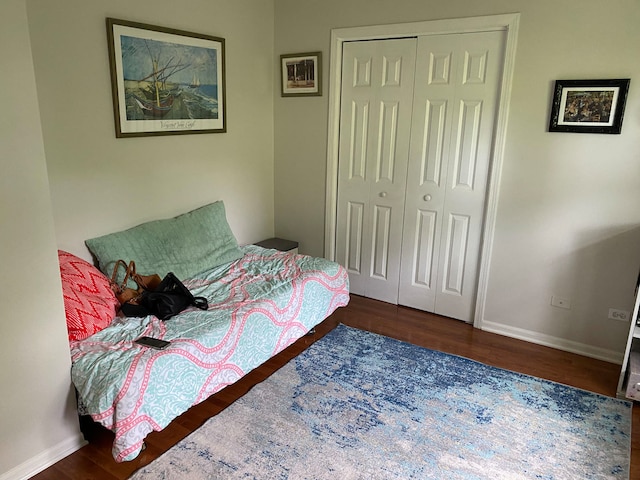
(32, 295, 639, 479)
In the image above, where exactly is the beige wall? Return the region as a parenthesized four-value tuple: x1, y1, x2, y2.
(28, 0, 276, 261)
(0, 0, 84, 477)
(1, 0, 276, 477)
(2, 0, 639, 476)
(274, 0, 640, 359)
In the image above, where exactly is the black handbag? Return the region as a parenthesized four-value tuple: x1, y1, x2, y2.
(121, 272, 208, 320)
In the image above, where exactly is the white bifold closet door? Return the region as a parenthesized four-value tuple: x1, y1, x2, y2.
(336, 31, 505, 322)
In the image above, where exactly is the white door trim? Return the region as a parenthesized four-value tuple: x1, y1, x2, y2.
(324, 13, 520, 328)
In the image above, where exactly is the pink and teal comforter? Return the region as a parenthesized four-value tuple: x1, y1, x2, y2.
(70, 246, 349, 462)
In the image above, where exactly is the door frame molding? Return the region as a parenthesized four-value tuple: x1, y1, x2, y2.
(324, 13, 520, 328)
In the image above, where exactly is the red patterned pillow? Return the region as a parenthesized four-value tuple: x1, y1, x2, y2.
(58, 250, 118, 341)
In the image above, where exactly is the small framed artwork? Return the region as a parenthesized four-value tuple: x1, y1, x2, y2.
(548, 79, 630, 134)
(280, 52, 322, 97)
(106, 18, 226, 138)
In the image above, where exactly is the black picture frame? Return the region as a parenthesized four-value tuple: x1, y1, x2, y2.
(548, 79, 630, 134)
(106, 18, 226, 137)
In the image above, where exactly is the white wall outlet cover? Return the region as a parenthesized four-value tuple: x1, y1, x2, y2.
(608, 308, 630, 321)
(551, 296, 571, 309)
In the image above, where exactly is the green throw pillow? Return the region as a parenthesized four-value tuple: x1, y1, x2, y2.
(86, 201, 243, 281)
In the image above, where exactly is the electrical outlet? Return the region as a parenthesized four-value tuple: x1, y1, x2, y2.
(551, 296, 571, 309)
(608, 308, 630, 321)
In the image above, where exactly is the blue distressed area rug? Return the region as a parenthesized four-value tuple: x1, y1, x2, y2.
(130, 324, 632, 479)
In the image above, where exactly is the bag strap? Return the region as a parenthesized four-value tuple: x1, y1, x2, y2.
(121, 260, 136, 288)
(110, 259, 131, 293)
(192, 296, 208, 310)
(164, 272, 208, 310)
(111, 260, 161, 291)
(110, 259, 126, 284)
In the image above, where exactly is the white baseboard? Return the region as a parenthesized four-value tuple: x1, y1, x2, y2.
(481, 320, 623, 365)
(0, 434, 87, 480)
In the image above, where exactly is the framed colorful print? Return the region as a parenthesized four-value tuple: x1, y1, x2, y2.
(280, 52, 322, 97)
(106, 18, 226, 137)
(548, 79, 630, 134)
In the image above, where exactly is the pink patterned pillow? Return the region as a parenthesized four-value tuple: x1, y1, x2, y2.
(58, 250, 118, 341)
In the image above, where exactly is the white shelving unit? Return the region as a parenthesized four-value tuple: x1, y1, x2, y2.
(616, 282, 640, 400)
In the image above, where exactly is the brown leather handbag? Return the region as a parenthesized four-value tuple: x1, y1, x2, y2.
(110, 260, 162, 307)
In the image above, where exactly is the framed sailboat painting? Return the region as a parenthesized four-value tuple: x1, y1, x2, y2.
(106, 18, 226, 137)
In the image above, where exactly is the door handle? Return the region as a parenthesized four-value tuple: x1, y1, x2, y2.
(379, 192, 387, 198)
(423, 194, 432, 201)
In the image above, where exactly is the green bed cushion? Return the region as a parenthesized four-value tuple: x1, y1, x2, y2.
(85, 201, 243, 281)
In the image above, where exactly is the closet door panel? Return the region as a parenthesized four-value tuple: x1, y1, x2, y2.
(347, 100, 369, 181)
(433, 31, 506, 321)
(442, 213, 471, 296)
(371, 204, 392, 279)
(376, 100, 401, 182)
(337, 95, 372, 297)
(398, 37, 454, 311)
(399, 31, 505, 320)
(419, 99, 448, 186)
(452, 99, 483, 190)
(336, 38, 417, 304)
(344, 201, 365, 274)
(411, 209, 438, 288)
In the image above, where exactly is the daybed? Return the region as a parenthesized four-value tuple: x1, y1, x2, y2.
(59, 201, 349, 462)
